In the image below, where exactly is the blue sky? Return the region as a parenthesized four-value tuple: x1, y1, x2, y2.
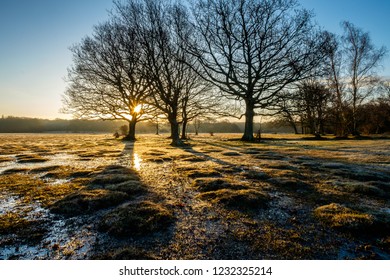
(0, 0, 389, 119)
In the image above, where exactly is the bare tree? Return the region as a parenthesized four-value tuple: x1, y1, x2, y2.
(187, 0, 326, 141)
(115, 0, 206, 146)
(323, 31, 349, 137)
(342, 21, 387, 135)
(63, 20, 150, 141)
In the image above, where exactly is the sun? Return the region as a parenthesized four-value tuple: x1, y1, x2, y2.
(134, 104, 142, 114)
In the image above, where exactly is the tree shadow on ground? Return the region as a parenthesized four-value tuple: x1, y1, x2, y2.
(47, 141, 176, 260)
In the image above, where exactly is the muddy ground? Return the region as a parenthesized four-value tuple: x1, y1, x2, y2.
(0, 133, 389, 260)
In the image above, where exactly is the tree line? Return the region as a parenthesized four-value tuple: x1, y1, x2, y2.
(0, 116, 251, 134)
(62, 0, 388, 145)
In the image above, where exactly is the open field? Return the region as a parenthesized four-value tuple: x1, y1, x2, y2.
(0, 133, 389, 260)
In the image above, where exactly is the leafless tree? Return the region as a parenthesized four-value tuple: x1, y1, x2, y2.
(63, 20, 150, 141)
(342, 21, 387, 135)
(324, 23, 387, 136)
(323, 31, 349, 137)
(115, 0, 210, 146)
(187, 0, 326, 141)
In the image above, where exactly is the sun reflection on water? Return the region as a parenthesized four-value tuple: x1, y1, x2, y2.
(133, 153, 142, 171)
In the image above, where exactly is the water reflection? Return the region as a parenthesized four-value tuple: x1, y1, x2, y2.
(133, 153, 142, 171)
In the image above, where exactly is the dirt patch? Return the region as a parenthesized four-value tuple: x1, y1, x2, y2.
(99, 201, 174, 237)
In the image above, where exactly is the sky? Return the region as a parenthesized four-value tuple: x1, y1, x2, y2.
(0, 0, 389, 120)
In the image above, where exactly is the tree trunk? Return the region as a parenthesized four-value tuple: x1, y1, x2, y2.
(169, 116, 183, 146)
(241, 100, 255, 141)
(123, 118, 137, 141)
(181, 119, 187, 140)
(291, 121, 298, 134)
(155, 117, 159, 135)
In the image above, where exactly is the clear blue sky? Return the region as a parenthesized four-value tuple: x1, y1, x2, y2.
(0, 0, 389, 119)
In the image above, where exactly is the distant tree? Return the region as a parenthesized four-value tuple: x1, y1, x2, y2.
(119, 124, 129, 136)
(297, 81, 331, 136)
(324, 23, 387, 136)
(62, 20, 150, 141)
(187, 0, 326, 141)
(323, 32, 349, 137)
(342, 21, 387, 135)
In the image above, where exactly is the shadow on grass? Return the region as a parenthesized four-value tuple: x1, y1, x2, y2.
(47, 141, 175, 259)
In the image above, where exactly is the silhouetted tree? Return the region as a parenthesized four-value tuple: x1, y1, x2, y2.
(187, 0, 326, 141)
(115, 0, 209, 146)
(63, 20, 150, 141)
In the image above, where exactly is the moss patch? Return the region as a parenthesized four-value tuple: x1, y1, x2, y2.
(0, 174, 83, 207)
(29, 165, 62, 173)
(105, 180, 147, 196)
(3, 168, 30, 174)
(193, 178, 249, 192)
(185, 170, 221, 179)
(197, 189, 269, 211)
(50, 189, 129, 216)
(0, 212, 47, 243)
(0, 156, 14, 163)
(15, 154, 48, 163)
(314, 203, 374, 231)
(99, 201, 174, 237)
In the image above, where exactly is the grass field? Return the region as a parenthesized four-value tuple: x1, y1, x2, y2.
(0, 133, 389, 259)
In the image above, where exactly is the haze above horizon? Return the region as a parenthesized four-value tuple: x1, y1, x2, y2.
(0, 0, 389, 119)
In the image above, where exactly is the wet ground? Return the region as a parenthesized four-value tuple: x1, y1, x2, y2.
(0, 133, 389, 259)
